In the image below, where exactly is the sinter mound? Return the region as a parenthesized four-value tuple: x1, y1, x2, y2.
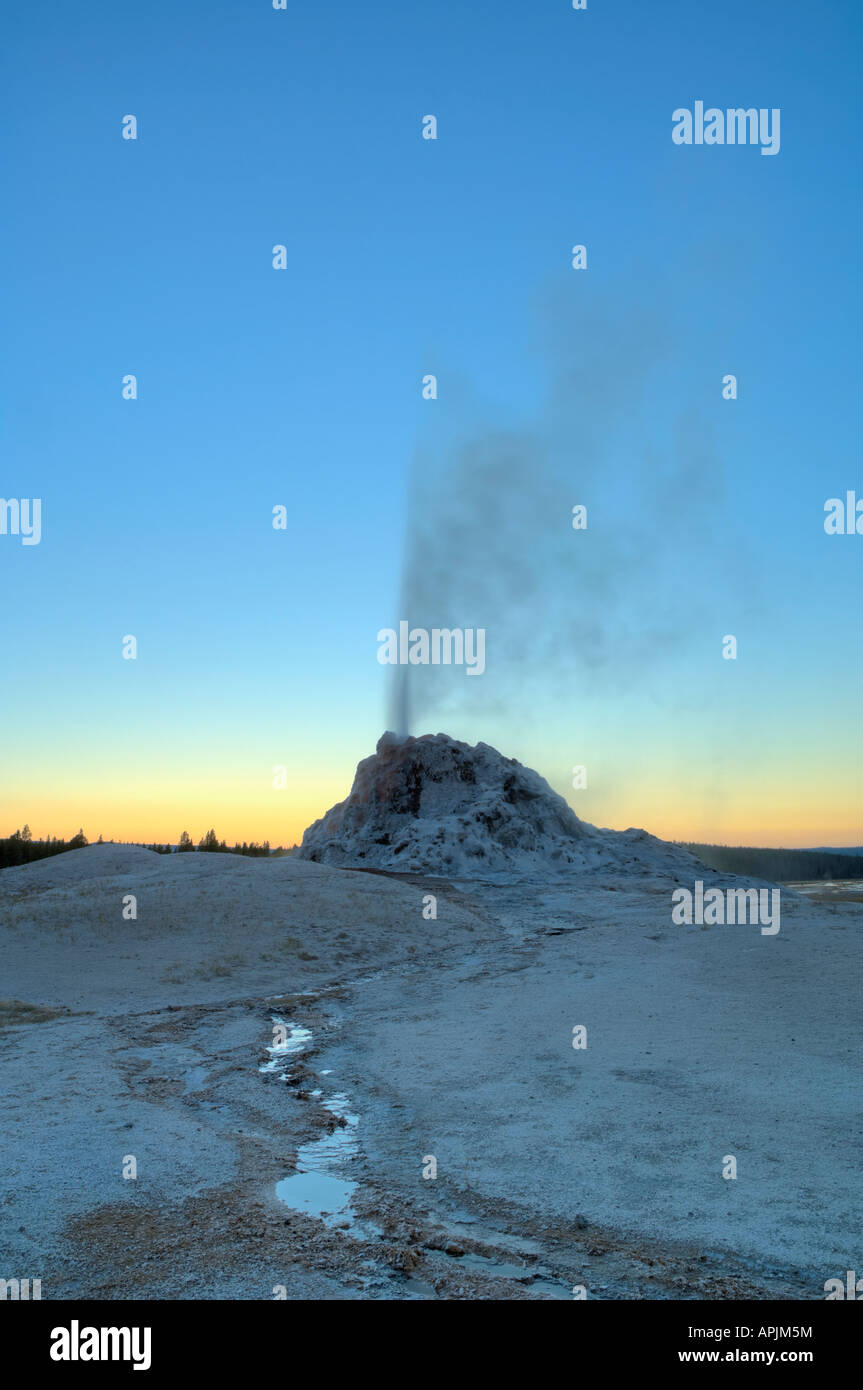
(298, 732, 702, 880)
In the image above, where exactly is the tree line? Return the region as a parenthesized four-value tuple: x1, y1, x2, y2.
(0, 826, 290, 869)
(0, 825, 90, 868)
(683, 843, 863, 881)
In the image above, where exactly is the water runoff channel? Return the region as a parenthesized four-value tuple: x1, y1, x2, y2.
(259, 1013, 571, 1298)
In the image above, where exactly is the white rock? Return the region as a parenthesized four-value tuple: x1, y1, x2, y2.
(298, 732, 703, 881)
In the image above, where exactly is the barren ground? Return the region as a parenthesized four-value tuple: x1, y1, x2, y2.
(1, 844, 860, 1300)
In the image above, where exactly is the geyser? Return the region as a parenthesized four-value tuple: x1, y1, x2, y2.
(391, 666, 410, 741)
(299, 732, 701, 881)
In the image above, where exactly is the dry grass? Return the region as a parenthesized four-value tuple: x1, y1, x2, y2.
(0, 998, 68, 1028)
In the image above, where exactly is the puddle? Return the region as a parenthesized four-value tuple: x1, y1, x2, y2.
(259, 1017, 312, 1077)
(454, 1252, 570, 1299)
(267, 1023, 379, 1239)
(430, 1220, 572, 1298)
(528, 1278, 572, 1300)
(446, 1220, 541, 1256)
(276, 1169, 359, 1222)
(276, 1092, 377, 1236)
(461, 1252, 531, 1280)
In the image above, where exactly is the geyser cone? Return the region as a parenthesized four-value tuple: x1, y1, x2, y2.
(299, 731, 595, 876)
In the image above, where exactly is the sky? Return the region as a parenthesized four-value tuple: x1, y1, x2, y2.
(2, 0, 861, 848)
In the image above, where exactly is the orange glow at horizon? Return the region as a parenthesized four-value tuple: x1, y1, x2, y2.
(2, 782, 861, 853)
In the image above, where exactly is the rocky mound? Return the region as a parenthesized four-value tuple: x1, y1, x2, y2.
(299, 732, 701, 880)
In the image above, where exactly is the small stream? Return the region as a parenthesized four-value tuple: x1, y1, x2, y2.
(264, 1017, 378, 1236)
(275, 1092, 364, 1226)
(262, 1015, 572, 1292)
(259, 1018, 313, 1076)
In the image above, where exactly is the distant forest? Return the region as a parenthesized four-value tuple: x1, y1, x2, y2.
(3, 827, 860, 881)
(684, 843, 863, 881)
(0, 826, 294, 870)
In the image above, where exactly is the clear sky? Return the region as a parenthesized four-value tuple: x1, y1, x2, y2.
(2, 0, 861, 848)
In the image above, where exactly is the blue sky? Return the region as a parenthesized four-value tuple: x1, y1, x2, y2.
(2, 0, 861, 846)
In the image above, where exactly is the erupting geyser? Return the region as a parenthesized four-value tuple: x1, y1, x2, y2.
(391, 667, 410, 742)
(299, 732, 701, 880)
